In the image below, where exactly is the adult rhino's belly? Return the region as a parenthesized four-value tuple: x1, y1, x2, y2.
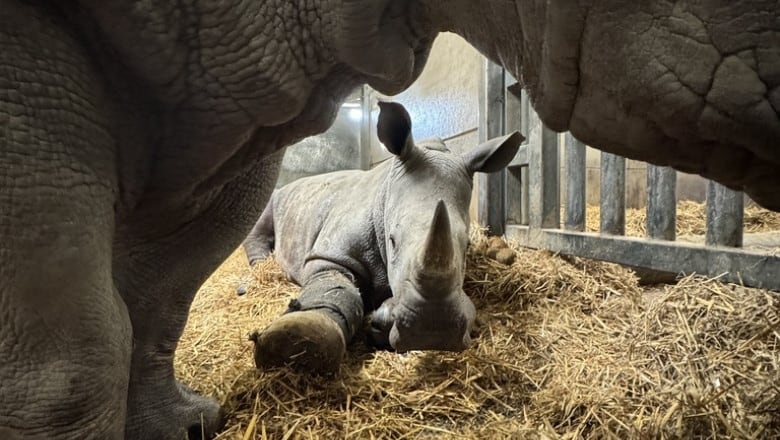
(559, 5, 780, 210)
(565, 80, 780, 210)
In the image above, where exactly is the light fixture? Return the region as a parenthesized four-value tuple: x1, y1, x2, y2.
(348, 108, 362, 121)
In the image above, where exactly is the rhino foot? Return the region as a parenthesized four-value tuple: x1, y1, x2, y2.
(250, 310, 346, 375)
(126, 380, 223, 440)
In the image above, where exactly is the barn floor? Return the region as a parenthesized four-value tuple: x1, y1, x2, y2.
(175, 204, 780, 439)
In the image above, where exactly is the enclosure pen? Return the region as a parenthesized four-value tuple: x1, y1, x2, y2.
(176, 211, 780, 439)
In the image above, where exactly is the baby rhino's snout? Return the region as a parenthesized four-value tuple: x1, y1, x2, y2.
(369, 291, 476, 353)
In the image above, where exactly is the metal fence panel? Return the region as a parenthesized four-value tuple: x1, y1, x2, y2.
(480, 61, 779, 292)
(507, 226, 780, 291)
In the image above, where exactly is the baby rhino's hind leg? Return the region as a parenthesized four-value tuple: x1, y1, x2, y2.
(243, 195, 276, 265)
(250, 271, 364, 374)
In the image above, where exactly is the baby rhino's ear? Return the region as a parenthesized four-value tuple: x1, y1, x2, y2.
(377, 101, 414, 157)
(463, 131, 523, 174)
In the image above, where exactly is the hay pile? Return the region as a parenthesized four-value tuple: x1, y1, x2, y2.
(176, 224, 779, 439)
(584, 201, 780, 237)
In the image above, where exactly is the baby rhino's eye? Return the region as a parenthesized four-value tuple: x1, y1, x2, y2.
(389, 235, 396, 251)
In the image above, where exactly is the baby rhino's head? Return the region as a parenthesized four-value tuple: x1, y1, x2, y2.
(369, 101, 523, 352)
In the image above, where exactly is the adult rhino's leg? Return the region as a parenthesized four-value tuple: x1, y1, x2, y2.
(0, 2, 130, 438)
(251, 269, 364, 374)
(115, 152, 283, 440)
(243, 193, 276, 265)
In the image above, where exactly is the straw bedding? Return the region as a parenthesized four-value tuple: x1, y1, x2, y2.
(175, 203, 780, 439)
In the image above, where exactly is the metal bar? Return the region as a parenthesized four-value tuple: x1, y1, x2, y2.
(528, 126, 560, 229)
(564, 133, 586, 231)
(599, 152, 626, 235)
(508, 145, 528, 167)
(518, 85, 530, 144)
(441, 127, 478, 143)
(705, 181, 744, 247)
(359, 85, 372, 170)
(520, 166, 529, 226)
(504, 74, 525, 226)
(506, 225, 780, 291)
(646, 165, 676, 240)
(477, 60, 506, 235)
(519, 89, 531, 227)
(505, 166, 523, 225)
(541, 127, 560, 229)
(505, 76, 523, 137)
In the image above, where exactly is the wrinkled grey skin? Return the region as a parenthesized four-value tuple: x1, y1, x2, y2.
(1, 2, 435, 439)
(244, 102, 522, 353)
(1, 1, 779, 439)
(445, 0, 780, 209)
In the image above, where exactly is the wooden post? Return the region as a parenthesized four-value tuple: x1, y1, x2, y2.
(646, 165, 676, 240)
(477, 60, 506, 235)
(705, 181, 744, 247)
(564, 133, 586, 231)
(600, 153, 625, 235)
(528, 125, 560, 229)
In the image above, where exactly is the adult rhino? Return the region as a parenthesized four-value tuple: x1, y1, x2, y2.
(244, 102, 522, 374)
(1, 1, 778, 439)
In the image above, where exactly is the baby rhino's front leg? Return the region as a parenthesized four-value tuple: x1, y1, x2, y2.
(250, 271, 364, 374)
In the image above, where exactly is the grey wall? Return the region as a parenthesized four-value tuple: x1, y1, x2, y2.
(275, 31, 485, 224)
(365, 32, 482, 162)
(276, 99, 363, 187)
(364, 32, 483, 218)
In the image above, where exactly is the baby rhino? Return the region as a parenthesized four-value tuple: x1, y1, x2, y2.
(245, 101, 522, 374)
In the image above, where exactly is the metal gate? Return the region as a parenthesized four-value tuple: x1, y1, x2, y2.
(477, 61, 780, 291)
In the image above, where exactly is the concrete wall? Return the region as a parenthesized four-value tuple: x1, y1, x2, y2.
(276, 95, 362, 187)
(364, 32, 483, 217)
(365, 32, 482, 160)
(276, 32, 485, 224)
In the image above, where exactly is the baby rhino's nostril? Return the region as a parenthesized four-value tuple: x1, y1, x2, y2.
(188, 424, 205, 440)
